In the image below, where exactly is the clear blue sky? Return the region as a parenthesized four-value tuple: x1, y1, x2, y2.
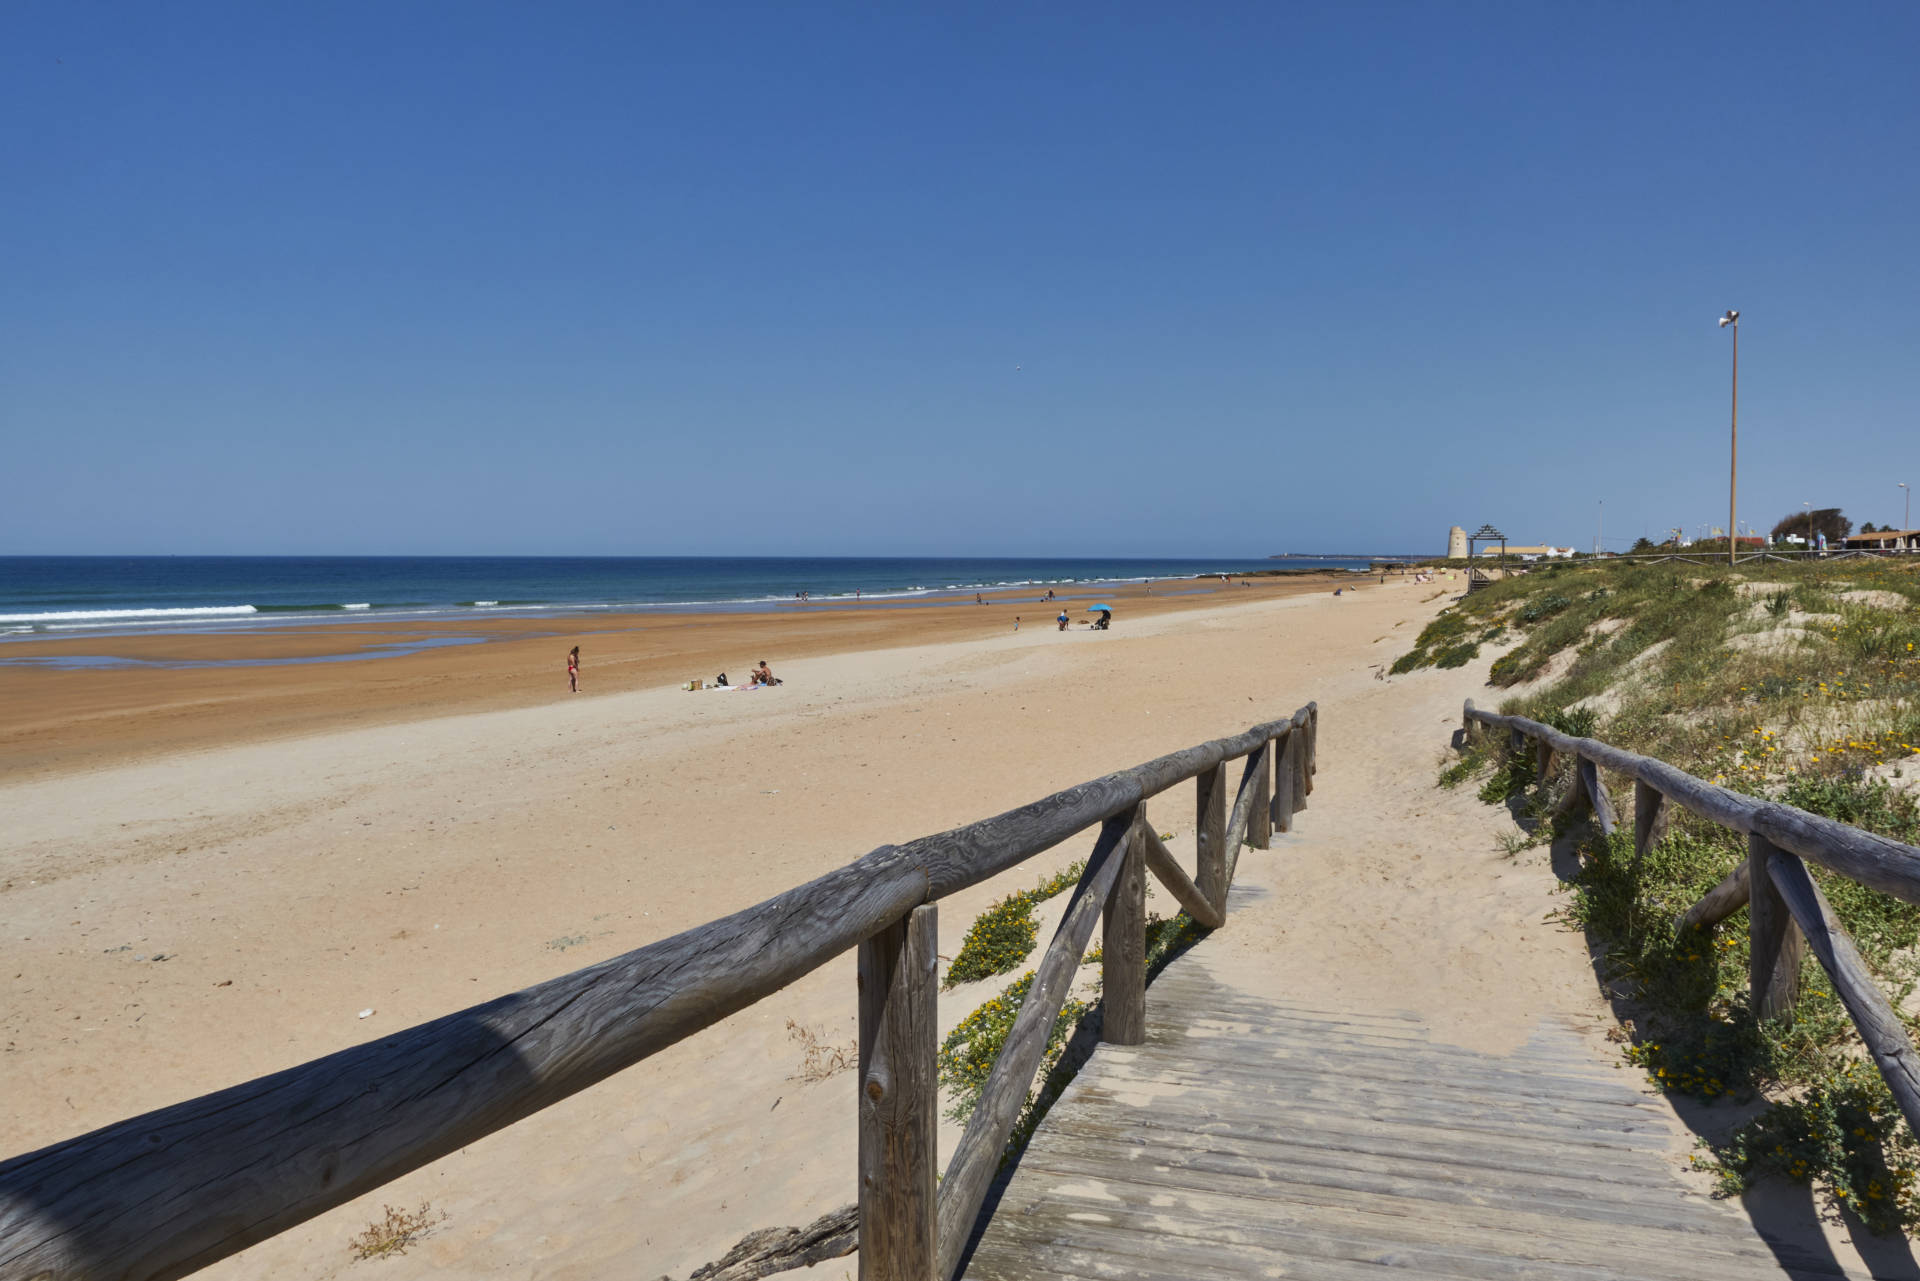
(4, 3, 1916, 557)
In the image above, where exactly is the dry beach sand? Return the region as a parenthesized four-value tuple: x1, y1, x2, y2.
(11, 572, 1855, 1279)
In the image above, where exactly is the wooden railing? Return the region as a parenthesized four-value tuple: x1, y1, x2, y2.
(1460, 700, 1920, 1138)
(0, 704, 1318, 1281)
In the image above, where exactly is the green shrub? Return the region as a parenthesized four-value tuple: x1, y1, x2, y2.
(936, 971, 1090, 1122)
(944, 861, 1084, 988)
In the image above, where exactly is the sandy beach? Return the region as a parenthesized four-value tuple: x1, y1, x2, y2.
(0, 572, 1349, 782)
(3, 573, 1627, 1279)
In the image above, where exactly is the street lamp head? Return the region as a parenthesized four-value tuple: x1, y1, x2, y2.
(1718, 310, 1740, 327)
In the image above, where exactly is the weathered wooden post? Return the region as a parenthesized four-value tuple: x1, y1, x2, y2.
(1575, 758, 1618, 836)
(1301, 707, 1317, 797)
(1633, 781, 1669, 864)
(1747, 833, 1806, 1022)
(1101, 813, 1147, 1045)
(1248, 738, 1273, 850)
(1195, 761, 1228, 917)
(858, 905, 938, 1280)
(1271, 730, 1296, 834)
(1535, 738, 1554, 784)
(1292, 710, 1312, 812)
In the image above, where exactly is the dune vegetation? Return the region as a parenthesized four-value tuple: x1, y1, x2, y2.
(1423, 557, 1920, 1231)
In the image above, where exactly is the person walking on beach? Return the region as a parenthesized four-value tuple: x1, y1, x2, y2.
(567, 646, 580, 693)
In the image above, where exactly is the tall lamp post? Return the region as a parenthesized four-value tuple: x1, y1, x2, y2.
(1719, 310, 1740, 566)
(1804, 500, 1812, 559)
(1901, 482, 1911, 547)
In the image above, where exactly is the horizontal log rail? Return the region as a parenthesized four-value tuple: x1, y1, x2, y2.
(0, 704, 1318, 1281)
(1460, 699, 1920, 1140)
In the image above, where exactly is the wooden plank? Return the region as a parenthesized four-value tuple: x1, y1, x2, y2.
(1036, 1105, 1685, 1196)
(1064, 1074, 1670, 1153)
(1137, 824, 1223, 931)
(970, 1169, 1780, 1281)
(1553, 755, 1592, 821)
(1192, 761, 1228, 922)
(1078, 1057, 1675, 1139)
(858, 904, 938, 1281)
(1292, 709, 1313, 808)
(1301, 705, 1317, 796)
(1747, 832, 1806, 1021)
(1633, 779, 1669, 864)
(1007, 1145, 1769, 1258)
(934, 814, 1132, 1281)
(1767, 849, 1920, 1137)
(1675, 863, 1749, 934)
(1100, 814, 1147, 1046)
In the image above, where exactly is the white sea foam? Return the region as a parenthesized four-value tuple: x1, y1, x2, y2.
(343, 603, 371, 610)
(0, 605, 259, 624)
(471, 601, 499, 607)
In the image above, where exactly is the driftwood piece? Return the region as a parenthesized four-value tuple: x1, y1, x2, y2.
(684, 1203, 858, 1280)
(1633, 780, 1669, 864)
(1139, 824, 1224, 931)
(1102, 815, 1148, 1046)
(1747, 833, 1806, 1022)
(1193, 762, 1228, 922)
(1676, 864, 1750, 934)
(934, 814, 1132, 1281)
(1767, 851, 1920, 1137)
(857, 904, 937, 1280)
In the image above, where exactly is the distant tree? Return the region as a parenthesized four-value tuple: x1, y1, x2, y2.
(1629, 536, 1657, 554)
(1861, 521, 1879, 533)
(1770, 508, 1852, 542)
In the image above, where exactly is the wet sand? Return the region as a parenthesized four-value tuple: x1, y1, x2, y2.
(0, 572, 1355, 780)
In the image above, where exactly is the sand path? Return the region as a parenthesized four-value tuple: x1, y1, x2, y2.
(3, 579, 1659, 1280)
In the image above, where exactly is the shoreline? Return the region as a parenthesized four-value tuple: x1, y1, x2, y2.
(0, 571, 1362, 781)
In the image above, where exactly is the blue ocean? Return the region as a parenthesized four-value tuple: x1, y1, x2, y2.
(0, 555, 1384, 639)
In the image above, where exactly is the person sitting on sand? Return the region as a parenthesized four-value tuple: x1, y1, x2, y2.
(1056, 609, 1069, 631)
(752, 660, 780, 686)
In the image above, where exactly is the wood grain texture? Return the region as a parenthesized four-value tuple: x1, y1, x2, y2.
(963, 952, 1798, 1281)
(859, 904, 938, 1281)
(1271, 731, 1296, 834)
(1101, 815, 1147, 1047)
(1767, 850, 1920, 1136)
(1139, 824, 1223, 931)
(1248, 739, 1273, 850)
(1192, 762, 1228, 923)
(934, 814, 1133, 1281)
(1746, 833, 1806, 1022)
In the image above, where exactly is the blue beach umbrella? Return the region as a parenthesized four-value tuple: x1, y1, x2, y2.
(1085, 603, 1113, 612)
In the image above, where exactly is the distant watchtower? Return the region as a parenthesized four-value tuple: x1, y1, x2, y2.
(1447, 526, 1468, 560)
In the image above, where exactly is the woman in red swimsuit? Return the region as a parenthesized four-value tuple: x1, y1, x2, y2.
(567, 646, 580, 693)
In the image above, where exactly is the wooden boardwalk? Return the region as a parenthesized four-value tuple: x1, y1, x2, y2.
(962, 956, 1859, 1281)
